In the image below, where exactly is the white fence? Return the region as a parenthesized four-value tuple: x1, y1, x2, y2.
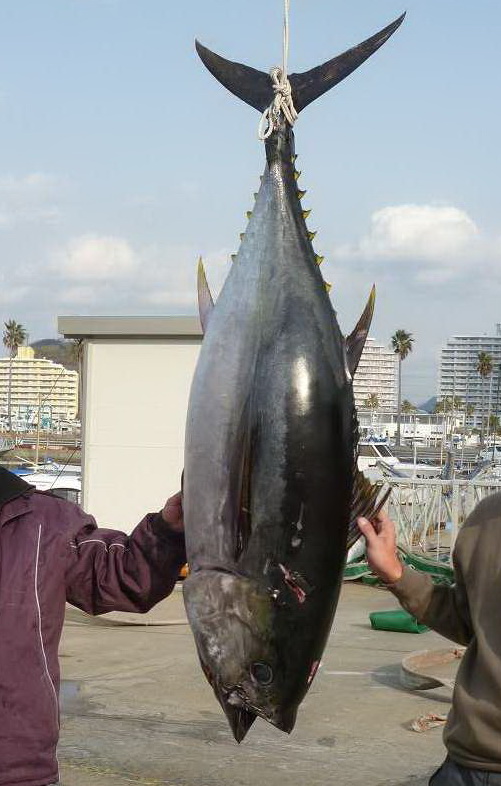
(385, 478, 501, 559)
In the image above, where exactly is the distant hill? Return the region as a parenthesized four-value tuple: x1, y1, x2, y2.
(419, 396, 437, 414)
(31, 339, 63, 347)
(31, 339, 78, 371)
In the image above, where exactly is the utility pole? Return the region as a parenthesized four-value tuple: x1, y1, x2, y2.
(34, 369, 65, 468)
(34, 393, 41, 468)
(491, 365, 501, 462)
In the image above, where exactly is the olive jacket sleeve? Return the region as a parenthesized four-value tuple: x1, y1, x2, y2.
(388, 548, 473, 646)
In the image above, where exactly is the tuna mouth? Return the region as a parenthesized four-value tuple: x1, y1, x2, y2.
(216, 685, 297, 741)
(216, 687, 257, 743)
(222, 702, 257, 743)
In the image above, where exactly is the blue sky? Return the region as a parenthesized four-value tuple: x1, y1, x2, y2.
(0, 0, 499, 401)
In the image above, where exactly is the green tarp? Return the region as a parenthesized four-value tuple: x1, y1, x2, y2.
(344, 547, 454, 586)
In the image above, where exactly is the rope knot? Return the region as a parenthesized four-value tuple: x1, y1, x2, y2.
(257, 0, 297, 142)
(258, 67, 298, 141)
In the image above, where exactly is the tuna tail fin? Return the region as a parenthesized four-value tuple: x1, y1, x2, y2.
(195, 40, 273, 113)
(346, 285, 376, 377)
(195, 14, 405, 114)
(290, 14, 405, 113)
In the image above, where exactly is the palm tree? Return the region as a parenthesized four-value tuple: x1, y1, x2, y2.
(391, 329, 414, 446)
(489, 415, 500, 434)
(477, 351, 493, 445)
(3, 319, 27, 431)
(435, 395, 464, 414)
(401, 399, 417, 414)
(363, 393, 380, 410)
(462, 402, 475, 440)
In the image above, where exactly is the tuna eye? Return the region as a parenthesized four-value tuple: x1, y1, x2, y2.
(250, 662, 274, 686)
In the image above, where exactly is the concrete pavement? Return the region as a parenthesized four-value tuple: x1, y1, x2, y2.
(58, 582, 452, 786)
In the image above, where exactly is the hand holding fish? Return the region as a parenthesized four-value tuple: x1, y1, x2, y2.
(161, 491, 184, 533)
(357, 511, 403, 584)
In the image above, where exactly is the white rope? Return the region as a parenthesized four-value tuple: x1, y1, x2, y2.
(258, 0, 298, 141)
(282, 0, 291, 85)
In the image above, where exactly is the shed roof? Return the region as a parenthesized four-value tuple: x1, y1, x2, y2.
(58, 316, 202, 340)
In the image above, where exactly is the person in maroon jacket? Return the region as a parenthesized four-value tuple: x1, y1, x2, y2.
(0, 465, 186, 786)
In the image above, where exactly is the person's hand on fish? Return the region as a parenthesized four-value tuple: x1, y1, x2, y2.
(357, 510, 402, 584)
(161, 491, 184, 533)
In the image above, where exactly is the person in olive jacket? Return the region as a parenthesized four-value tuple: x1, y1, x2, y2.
(358, 496, 501, 786)
(0, 465, 186, 786)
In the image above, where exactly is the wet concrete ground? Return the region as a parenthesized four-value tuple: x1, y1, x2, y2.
(58, 583, 452, 786)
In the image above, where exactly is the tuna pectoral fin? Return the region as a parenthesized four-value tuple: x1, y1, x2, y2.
(347, 470, 391, 550)
(196, 14, 404, 114)
(233, 418, 254, 560)
(197, 257, 215, 334)
(221, 702, 257, 743)
(346, 285, 376, 377)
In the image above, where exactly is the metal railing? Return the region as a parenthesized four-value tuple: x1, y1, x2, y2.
(385, 478, 501, 560)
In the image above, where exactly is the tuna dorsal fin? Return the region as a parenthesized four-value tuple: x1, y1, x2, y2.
(195, 14, 405, 114)
(346, 285, 376, 377)
(197, 257, 215, 334)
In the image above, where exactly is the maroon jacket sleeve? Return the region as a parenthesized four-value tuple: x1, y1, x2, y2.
(65, 509, 187, 615)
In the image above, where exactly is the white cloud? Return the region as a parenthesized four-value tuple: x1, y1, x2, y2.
(332, 203, 501, 284)
(138, 245, 231, 308)
(0, 285, 29, 304)
(357, 204, 479, 261)
(41, 239, 232, 314)
(0, 173, 63, 228)
(58, 286, 97, 304)
(54, 234, 138, 280)
(143, 289, 196, 307)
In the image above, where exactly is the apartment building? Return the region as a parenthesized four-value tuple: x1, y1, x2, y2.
(438, 325, 501, 428)
(353, 337, 398, 411)
(0, 346, 78, 424)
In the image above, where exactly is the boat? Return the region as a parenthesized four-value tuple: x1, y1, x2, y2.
(11, 461, 81, 504)
(358, 439, 443, 479)
(0, 437, 18, 455)
(478, 444, 501, 466)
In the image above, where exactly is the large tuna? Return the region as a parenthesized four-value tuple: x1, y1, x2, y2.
(183, 14, 404, 742)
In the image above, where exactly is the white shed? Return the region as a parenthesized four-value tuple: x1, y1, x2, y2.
(58, 316, 202, 533)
